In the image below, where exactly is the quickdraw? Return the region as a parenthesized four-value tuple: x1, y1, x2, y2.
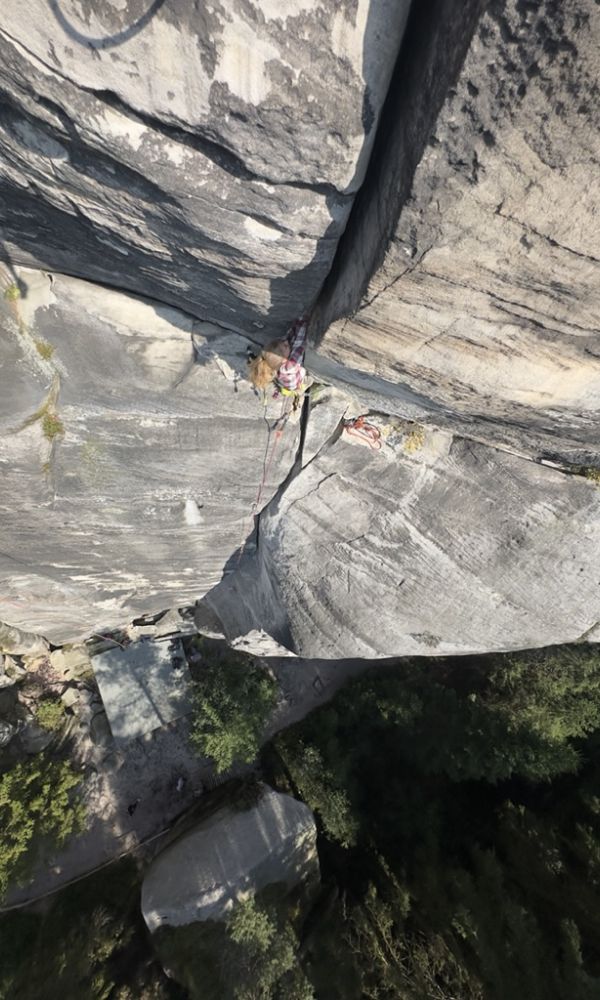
(344, 415, 382, 451)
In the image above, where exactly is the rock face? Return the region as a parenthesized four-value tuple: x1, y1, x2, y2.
(1, 1, 599, 658)
(0, 0, 410, 335)
(0, 268, 304, 643)
(0, 620, 49, 656)
(207, 402, 600, 659)
(314, 0, 600, 460)
(141, 786, 318, 931)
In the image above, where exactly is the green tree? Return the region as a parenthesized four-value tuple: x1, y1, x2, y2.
(0, 860, 180, 1000)
(0, 756, 85, 898)
(223, 897, 300, 1000)
(190, 654, 277, 772)
(35, 696, 65, 732)
(271, 645, 600, 999)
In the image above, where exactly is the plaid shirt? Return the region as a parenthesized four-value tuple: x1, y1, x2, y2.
(275, 318, 307, 391)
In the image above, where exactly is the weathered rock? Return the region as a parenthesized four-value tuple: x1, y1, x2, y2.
(60, 687, 79, 710)
(50, 644, 93, 681)
(89, 710, 113, 749)
(142, 786, 318, 931)
(0, 268, 303, 642)
(0, 720, 16, 747)
(18, 720, 54, 753)
(208, 410, 600, 659)
(0, 0, 410, 335)
(0, 621, 49, 656)
(314, 0, 600, 460)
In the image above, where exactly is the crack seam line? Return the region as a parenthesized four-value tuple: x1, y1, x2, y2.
(496, 208, 600, 265)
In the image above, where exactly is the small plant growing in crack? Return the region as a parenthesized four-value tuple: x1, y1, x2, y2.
(581, 467, 600, 485)
(35, 696, 65, 733)
(35, 339, 55, 361)
(404, 424, 426, 453)
(3, 282, 20, 302)
(42, 411, 64, 441)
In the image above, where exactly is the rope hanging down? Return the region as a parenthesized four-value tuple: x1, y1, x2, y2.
(237, 396, 292, 560)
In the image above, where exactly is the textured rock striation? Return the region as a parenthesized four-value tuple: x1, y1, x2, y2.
(314, 0, 600, 460)
(0, 0, 410, 335)
(0, 268, 303, 642)
(206, 399, 600, 659)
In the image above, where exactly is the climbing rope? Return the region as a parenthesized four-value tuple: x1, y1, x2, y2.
(344, 415, 382, 450)
(237, 396, 292, 560)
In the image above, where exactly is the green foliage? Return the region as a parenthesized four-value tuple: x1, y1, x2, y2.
(35, 338, 55, 361)
(278, 741, 358, 846)
(35, 696, 65, 732)
(3, 282, 20, 302)
(42, 410, 64, 440)
(224, 896, 298, 1000)
(573, 465, 600, 484)
(271, 644, 600, 999)
(190, 652, 277, 772)
(403, 424, 425, 453)
(228, 897, 275, 950)
(155, 886, 309, 1000)
(0, 756, 84, 898)
(0, 860, 179, 1000)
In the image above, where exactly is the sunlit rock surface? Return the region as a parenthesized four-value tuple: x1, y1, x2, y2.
(141, 787, 318, 931)
(0, 0, 410, 334)
(207, 405, 600, 658)
(0, 268, 299, 643)
(314, 0, 600, 460)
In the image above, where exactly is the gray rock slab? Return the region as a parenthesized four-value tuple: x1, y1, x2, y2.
(0, 269, 301, 642)
(314, 0, 600, 460)
(0, 621, 49, 656)
(92, 638, 191, 743)
(208, 413, 600, 659)
(141, 786, 318, 931)
(0, 0, 410, 334)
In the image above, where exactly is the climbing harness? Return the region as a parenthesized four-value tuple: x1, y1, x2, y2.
(343, 415, 382, 451)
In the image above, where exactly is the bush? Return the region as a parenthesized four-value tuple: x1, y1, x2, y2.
(42, 411, 64, 441)
(35, 697, 65, 733)
(154, 888, 309, 1000)
(0, 756, 85, 898)
(3, 283, 20, 302)
(190, 651, 277, 772)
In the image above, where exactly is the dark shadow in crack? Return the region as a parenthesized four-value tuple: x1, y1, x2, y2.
(311, 0, 488, 346)
(48, 0, 168, 50)
(0, 243, 29, 300)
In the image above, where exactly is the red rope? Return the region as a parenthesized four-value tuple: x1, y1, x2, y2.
(238, 398, 291, 558)
(344, 415, 382, 450)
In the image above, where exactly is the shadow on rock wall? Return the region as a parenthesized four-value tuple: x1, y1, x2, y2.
(312, 0, 488, 342)
(48, 0, 168, 50)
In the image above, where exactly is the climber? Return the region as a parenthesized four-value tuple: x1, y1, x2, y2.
(248, 315, 310, 401)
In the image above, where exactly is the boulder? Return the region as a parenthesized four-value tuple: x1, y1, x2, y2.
(0, 0, 410, 335)
(0, 621, 49, 656)
(141, 786, 318, 931)
(314, 0, 600, 460)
